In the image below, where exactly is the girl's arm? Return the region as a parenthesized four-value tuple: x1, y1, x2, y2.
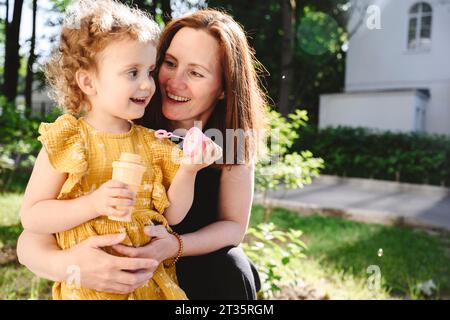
(165, 166, 197, 225)
(20, 148, 132, 234)
(20, 148, 95, 233)
(165, 138, 221, 225)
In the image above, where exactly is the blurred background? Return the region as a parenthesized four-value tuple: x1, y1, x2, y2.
(0, 0, 449, 300)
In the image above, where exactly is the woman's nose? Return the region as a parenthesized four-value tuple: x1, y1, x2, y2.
(167, 70, 187, 90)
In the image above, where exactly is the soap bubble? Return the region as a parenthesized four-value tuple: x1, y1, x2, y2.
(378, 248, 383, 257)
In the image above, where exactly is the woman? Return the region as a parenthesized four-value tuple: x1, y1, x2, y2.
(17, 9, 267, 299)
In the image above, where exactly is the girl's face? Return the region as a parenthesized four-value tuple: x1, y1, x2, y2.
(158, 27, 225, 130)
(88, 38, 157, 122)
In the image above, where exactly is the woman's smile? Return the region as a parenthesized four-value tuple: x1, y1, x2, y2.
(167, 92, 191, 102)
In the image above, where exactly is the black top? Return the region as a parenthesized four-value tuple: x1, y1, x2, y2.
(172, 166, 222, 234)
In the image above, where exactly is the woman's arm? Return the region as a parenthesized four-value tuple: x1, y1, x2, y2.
(16, 231, 67, 282)
(16, 230, 158, 294)
(181, 163, 253, 256)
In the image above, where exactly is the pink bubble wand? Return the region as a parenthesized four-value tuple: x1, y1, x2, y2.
(154, 129, 185, 140)
(155, 128, 205, 157)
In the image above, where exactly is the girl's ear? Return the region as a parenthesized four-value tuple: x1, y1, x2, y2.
(75, 69, 97, 96)
(218, 90, 225, 100)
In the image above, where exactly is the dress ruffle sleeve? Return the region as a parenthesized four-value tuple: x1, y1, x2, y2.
(141, 128, 183, 215)
(38, 114, 88, 199)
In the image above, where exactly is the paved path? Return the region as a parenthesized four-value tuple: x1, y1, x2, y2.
(257, 175, 450, 231)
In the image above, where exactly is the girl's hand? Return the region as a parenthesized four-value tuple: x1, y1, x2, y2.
(112, 225, 180, 265)
(180, 135, 223, 173)
(88, 180, 135, 219)
(63, 233, 158, 294)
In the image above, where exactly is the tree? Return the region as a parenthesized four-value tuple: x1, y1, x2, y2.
(207, 0, 350, 125)
(149, 0, 157, 16)
(255, 109, 324, 221)
(122, 0, 147, 10)
(121, 0, 172, 24)
(160, 0, 171, 24)
(278, 0, 297, 115)
(25, 0, 37, 118)
(2, 0, 24, 102)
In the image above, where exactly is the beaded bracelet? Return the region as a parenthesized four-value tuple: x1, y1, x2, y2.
(164, 231, 183, 268)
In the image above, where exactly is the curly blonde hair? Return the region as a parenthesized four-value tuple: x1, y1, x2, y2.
(45, 0, 160, 114)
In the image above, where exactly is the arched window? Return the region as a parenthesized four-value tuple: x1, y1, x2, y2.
(408, 2, 432, 50)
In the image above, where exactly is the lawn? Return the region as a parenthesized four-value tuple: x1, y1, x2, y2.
(0, 193, 52, 299)
(1, 193, 449, 299)
(250, 205, 450, 299)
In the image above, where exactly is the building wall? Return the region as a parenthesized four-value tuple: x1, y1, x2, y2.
(346, 0, 450, 89)
(319, 91, 425, 133)
(330, 0, 450, 135)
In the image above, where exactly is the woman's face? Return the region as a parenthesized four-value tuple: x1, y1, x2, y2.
(158, 27, 225, 130)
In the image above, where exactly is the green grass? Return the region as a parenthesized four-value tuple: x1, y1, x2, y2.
(0, 193, 22, 226)
(1, 194, 449, 299)
(250, 205, 450, 299)
(0, 193, 52, 300)
(0, 193, 23, 249)
(0, 265, 52, 300)
(0, 193, 51, 300)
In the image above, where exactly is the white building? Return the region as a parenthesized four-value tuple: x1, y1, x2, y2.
(319, 0, 450, 135)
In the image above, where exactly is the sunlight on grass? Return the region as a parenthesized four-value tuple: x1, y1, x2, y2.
(0, 193, 51, 300)
(0, 193, 22, 227)
(286, 257, 393, 299)
(0, 266, 52, 300)
(250, 205, 450, 299)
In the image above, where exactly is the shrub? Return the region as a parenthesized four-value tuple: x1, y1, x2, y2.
(255, 110, 324, 221)
(293, 125, 450, 186)
(0, 96, 61, 192)
(241, 222, 307, 299)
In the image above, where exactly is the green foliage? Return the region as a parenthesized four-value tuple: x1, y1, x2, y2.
(255, 109, 324, 220)
(297, 9, 344, 56)
(50, 0, 73, 12)
(206, 1, 347, 121)
(293, 125, 450, 186)
(0, 96, 61, 192)
(0, 266, 52, 300)
(241, 222, 307, 299)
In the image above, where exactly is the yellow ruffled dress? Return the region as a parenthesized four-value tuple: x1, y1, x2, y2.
(38, 114, 187, 300)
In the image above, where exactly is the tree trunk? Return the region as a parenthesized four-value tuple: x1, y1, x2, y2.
(25, 0, 37, 118)
(160, 0, 171, 24)
(149, 0, 158, 17)
(1, 0, 9, 90)
(2, 0, 24, 102)
(131, 0, 147, 10)
(120, 1, 147, 11)
(4, 0, 9, 38)
(277, 0, 296, 115)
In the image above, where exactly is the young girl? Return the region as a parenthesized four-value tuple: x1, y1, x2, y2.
(20, 0, 220, 300)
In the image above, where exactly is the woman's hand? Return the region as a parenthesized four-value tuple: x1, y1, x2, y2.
(62, 233, 158, 294)
(112, 225, 180, 264)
